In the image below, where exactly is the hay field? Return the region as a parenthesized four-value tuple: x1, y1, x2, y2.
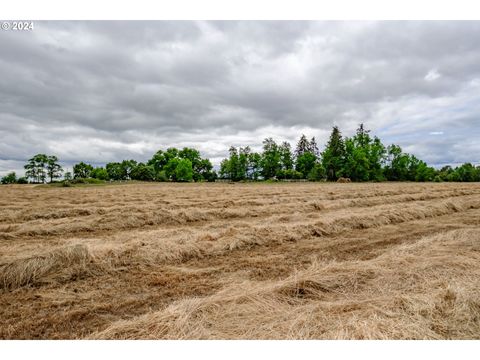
(1, 182, 480, 339)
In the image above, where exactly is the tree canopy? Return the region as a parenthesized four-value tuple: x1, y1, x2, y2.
(3, 131, 479, 185)
(218, 124, 479, 183)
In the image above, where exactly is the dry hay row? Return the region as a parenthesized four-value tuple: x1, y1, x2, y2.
(1, 184, 478, 224)
(85, 197, 480, 271)
(3, 195, 477, 292)
(0, 245, 99, 291)
(306, 189, 480, 211)
(133, 187, 480, 213)
(2, 190, 479, 242)
(89, 228, 480, 340)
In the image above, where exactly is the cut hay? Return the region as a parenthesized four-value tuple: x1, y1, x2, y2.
(90, 228, 480, 340)
(0, 245, 94, 291)
(2, 182, 480, 339)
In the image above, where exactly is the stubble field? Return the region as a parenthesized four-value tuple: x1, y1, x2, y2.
(0, 182, 479, 339)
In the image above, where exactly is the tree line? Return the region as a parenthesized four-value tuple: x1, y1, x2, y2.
(219, 124, 480, 182)
(1, 147, 216, 184)
(70, 147, 216, 183)
(1, 124, 479, 184)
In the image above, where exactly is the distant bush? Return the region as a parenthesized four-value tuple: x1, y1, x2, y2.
(17, 177, 28, 184)
(68, 178, 105, 185)
(1, 172, 18, 184)
(307, 163, 326, 181)
(156, 170, 168, 182)
(278, 169, 303, 180)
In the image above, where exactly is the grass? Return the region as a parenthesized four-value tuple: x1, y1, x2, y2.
(0, 182, 479, 339)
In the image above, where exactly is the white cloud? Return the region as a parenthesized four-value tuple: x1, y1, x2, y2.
(424, 69, 441, 81)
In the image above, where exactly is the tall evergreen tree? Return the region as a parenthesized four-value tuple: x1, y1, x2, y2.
(295, 134, 310, 158)
(321, 126, 346, 181)
(308, 137, 320, 157)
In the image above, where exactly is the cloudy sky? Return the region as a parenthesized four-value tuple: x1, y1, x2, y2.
(1, 21, 480, 176)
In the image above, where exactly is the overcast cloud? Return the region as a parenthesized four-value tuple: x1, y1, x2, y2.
(1, 21, 480, 176)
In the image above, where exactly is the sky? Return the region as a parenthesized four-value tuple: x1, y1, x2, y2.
(1, 20, 480, 176)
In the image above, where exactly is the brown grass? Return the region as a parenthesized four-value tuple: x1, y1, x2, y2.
(90, 228, 480, 339)
(1, 182, 480, 339)
(0, 244, 96, 291)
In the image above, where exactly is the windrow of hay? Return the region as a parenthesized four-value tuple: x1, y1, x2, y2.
(2, 184, 479, 242)
(2, 182, 480, 339)
(90, 228, 480, 340)
(77, 196, 480, 269)
(0, 244, 96, 291)
(308, 189, 480, 212)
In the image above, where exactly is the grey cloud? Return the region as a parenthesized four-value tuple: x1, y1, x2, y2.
(1, 21, 480, 176)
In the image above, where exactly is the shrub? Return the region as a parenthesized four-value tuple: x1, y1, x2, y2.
(69, 178, 105, 185)
(17, 177, 28, 184)
(1, 172, 17, 184)
(156, 170, 168, 182)
(307, 163, 326, 181)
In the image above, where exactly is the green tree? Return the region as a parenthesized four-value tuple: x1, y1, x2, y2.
(279, 141, 294, 171)
(106, 162, 123, 180)
(164, 157, 180, 180)
(295, 134, 310, 158)
(118, 160, 137, 180)
(278, 169, 303, 179)
(307, 163, 326, 181)
(341, 124, 386, 181)
(261, 138, 281, 179)
(130, 163, 156, 181)
(17, 177, 28, 184)
(220, 158, 231, 180)
(295, 152, 317, 177)
(178, 147, 204, 180)
(322, 126, 346, 181)
(248, 152, 262, 180)
(147, 148, 179, 174)
(73, 162, 94, 179)
(308, 137, 320, 157)
(197, 158, 216, 181)
(91, 167, 109, 180)
(369, 137, 387, 181)
(454, 163, 478, 182)
(415, 161, 436, 182)
(1, 172, 17, 184)
(238, 146, 251, 180)
(46, 155, 63, 182)
(220, 146, 243, 180)
(175, 158, 193, 182)
(343, 137, 370, 181)
(384, 144, 410, 181)
(406, 155, 422, 181)
(64, 171, 73, 181)
(24, 154, 48, 183)
(437, 165, 453, 181)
